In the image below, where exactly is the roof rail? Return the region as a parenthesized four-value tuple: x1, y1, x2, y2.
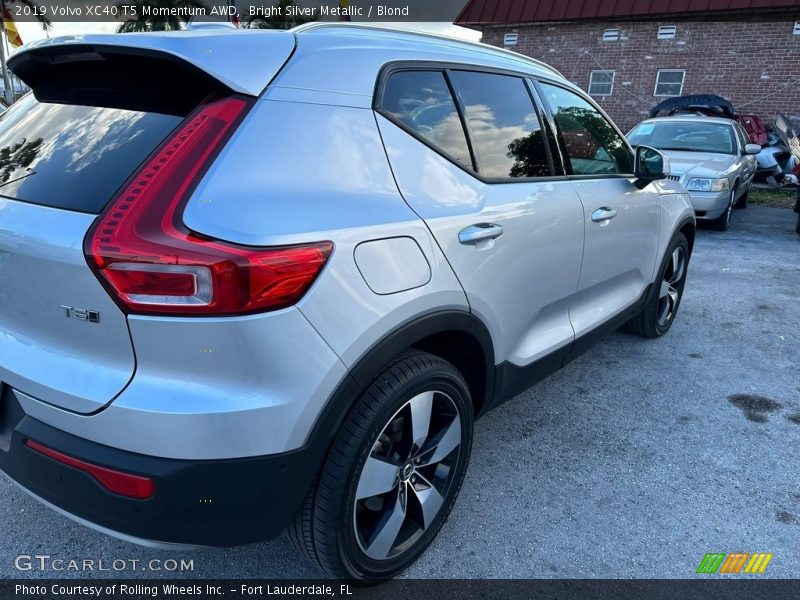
(184, 21, 238, 30)
(290, 22, 563, 78)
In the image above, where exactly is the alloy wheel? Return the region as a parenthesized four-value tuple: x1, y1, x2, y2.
(657, 246, 686, 328)
(353, 390, 462, 561)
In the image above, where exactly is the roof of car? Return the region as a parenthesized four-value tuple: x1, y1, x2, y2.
(10, 24, 567, 99)
(292, 23, 564, 78)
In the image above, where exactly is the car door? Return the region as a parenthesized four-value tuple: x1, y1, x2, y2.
(733, 122, 757, 185)
(534, 81, 662, 339)
(374, 67, 585, 368)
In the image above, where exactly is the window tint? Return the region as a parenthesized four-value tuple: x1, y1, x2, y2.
(0, 94, 182, 213)
(381, 70, 472, 169)
(539, 83, 633, 175)
(449, 71, 550, 178)
(733, 124, 748, 150)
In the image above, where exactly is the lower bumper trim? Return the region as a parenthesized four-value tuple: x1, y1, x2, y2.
(0, 387, 320, 547)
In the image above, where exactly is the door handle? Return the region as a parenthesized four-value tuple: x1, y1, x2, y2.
(458, 223, 504, 245)
(591, 207, 618, 222)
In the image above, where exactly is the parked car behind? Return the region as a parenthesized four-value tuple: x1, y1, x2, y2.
(0, 23, 695, 581)
(628, 116, 760, 230)
(738, 114, 769, 146)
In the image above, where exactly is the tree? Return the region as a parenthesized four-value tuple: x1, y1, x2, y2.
(507, 130, 549, 178)
(243, 0, 314, 30)
(0, 137, 44, 183)
(116, 0, 209, 32)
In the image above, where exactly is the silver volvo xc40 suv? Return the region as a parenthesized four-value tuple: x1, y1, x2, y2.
(0, 24, 694, 580)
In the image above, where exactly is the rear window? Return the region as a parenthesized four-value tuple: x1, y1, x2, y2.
(0, 94, 182, 213)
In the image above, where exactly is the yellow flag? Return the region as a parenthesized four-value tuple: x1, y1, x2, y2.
(2, 6, 24, 48)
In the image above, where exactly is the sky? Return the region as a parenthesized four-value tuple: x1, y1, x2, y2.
(14, 21, 481, 49)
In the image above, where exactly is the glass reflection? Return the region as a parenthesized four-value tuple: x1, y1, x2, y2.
(0, 94, 182, 212)
(450, 71, 550, 179)
(540, 83, 633, 175)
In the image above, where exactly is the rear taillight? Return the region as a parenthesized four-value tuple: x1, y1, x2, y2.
(85, 95, 332, 316)
(26, 439, 155, 500)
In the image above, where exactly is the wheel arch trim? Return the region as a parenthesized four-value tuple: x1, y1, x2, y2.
(303, 310, 495, 454)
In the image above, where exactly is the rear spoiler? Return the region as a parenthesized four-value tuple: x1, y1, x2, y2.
(8, 30, 296, 98)
(649, 94, 735, 120)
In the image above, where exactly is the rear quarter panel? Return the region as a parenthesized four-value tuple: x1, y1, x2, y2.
(182, 98, 469, 369)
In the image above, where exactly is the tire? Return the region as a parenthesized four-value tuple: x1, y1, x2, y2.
(707, 188, 735, 231)
(625, 232, 690, 338)
(289, 351, 473, 581)
(733, 184, 749, 209)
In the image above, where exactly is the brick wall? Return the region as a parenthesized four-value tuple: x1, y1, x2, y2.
(479, 13, 800, 132)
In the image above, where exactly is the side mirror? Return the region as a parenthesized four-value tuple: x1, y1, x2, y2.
(634, 145, 670, 182)
(744, 143, 761, 155)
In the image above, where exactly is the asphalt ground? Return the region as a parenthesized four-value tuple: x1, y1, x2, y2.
(2, 205, 799, 579)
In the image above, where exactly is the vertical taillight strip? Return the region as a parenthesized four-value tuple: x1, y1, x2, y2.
(85, 96, 332, 316)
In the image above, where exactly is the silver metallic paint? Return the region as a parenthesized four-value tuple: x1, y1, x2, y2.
(16, 307, 347, 459)
(0, 199, 134, 414)
(630, 117, 757, 220)
(354, 237, 431, 295)
(568, 178, 662, 337)
(2, 26, 695, 464)
(376, 114, 585, 366)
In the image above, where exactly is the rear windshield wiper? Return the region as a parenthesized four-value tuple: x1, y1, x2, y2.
(0, 171, 35, 189)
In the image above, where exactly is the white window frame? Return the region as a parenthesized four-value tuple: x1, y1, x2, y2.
(657, 25, 677, 39)
(602, 28, 620, 41)
(503, 32, 518, 46)
(654, 69, 686, 97)
(794, 21, 800, 35)
(588, 70, 615, 97)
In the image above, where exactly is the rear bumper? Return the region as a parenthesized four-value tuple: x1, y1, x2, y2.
(0, 387, 318, 547)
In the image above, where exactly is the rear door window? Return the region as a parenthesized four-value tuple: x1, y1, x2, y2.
(733, 123, 748, 151)
(449, 70, 551, 178)
(380, 70, 473, 169)
(0, 94, 182, 213)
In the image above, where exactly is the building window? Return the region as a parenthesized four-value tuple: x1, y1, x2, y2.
(588, 70, 615, 96)
(503, 32, 518, 46)
(794, 21, 800, 35)
(602, 28, 620, 41)
(654, 70, 686, 97)
(658, 25, 677, 39)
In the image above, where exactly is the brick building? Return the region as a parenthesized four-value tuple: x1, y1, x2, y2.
(455, 0, 800, 132)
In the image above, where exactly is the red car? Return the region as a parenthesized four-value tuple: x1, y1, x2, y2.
(737, 114, 769, 146)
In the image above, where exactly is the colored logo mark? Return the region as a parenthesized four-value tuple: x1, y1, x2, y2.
(697, 552, 772, 574)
